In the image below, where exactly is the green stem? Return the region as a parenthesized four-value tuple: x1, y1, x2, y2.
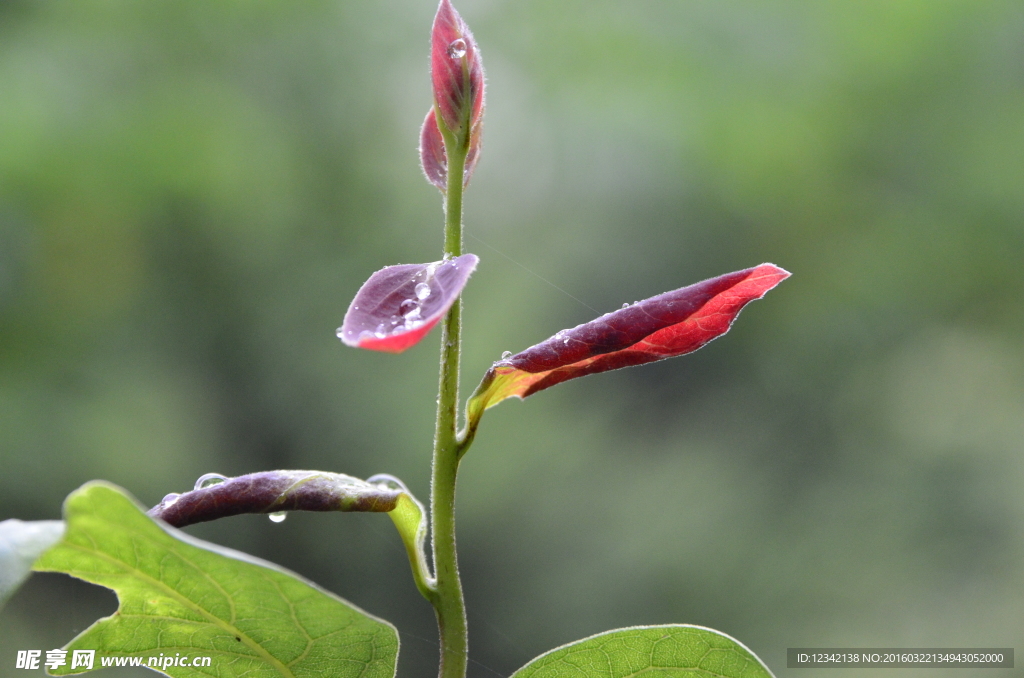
(431, 123, 470, 678)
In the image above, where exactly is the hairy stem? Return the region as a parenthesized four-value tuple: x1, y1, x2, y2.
(431, 119, 470, 678)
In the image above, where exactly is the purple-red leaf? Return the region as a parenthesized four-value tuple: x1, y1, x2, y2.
(431, 0, 484, 138)
(467, 263, 790, 419)
(338, 253, 478, 353)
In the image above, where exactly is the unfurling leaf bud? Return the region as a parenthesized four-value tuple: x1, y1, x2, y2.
(431, 0, 484, 142)
(420, 108, 447, 190)
(419, 106, 482, 191)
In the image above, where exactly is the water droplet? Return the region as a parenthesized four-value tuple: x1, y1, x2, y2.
(375, 323, 388, 339)
(563, 337, 570, 345)
(335, 326, 344, 339)
(399, 299, 419, 316)
(414, 282, 431, 300)
(622, 303, 630, 309)
(194, 473, 227, 491)
(353, 305, 359, 310)
(448, 39, 467, 59)
(367, 473, 408, 492)
(501, 351, 512, 359)
(162, 493, 181, 506)
(268, 511, 287, 523)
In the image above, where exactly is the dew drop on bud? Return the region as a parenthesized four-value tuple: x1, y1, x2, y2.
(268, 511, 287, 523)
(415, 282, 432, 300)
(501, 351, 512, 359)
(194, 473, 228, 491)
(622, 303, 630, 308)
(162, 493, 181, 507)
(335, 326, 344, 339)
(448, 38, 467, 59)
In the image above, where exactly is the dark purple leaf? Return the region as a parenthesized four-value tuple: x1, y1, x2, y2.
(148, 471, 403, 528)
(338, 254, 478, 353)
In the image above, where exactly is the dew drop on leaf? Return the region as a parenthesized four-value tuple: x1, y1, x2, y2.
(194, 473, 227, 491)
(415, 282, 432, 300)
(399, 299, 419, 316)
(268, 511, 287, 523)
(448, 39, 467, 59)
(161, 493, 181, 506)
(622, 302, 630, 308)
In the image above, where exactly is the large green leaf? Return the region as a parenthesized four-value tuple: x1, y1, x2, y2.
(511, 625, 774, 678)
(33, 482, 398, 678)
(0, 519, 65, 608)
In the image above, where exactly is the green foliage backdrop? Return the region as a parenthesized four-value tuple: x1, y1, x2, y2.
(2, 1, 1022, 677)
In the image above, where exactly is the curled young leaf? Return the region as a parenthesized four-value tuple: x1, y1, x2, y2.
(149, 470, 404, 528)
(431, 0, 484, 139)
(338, 253, 478, 353)
(151, 471, 436, 601)
(467, 264, 790, 425)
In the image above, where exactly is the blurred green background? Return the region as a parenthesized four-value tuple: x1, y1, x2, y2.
(1, 1, 1022, 676)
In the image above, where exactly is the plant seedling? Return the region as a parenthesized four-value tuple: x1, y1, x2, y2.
(4, 2, 788, 677)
